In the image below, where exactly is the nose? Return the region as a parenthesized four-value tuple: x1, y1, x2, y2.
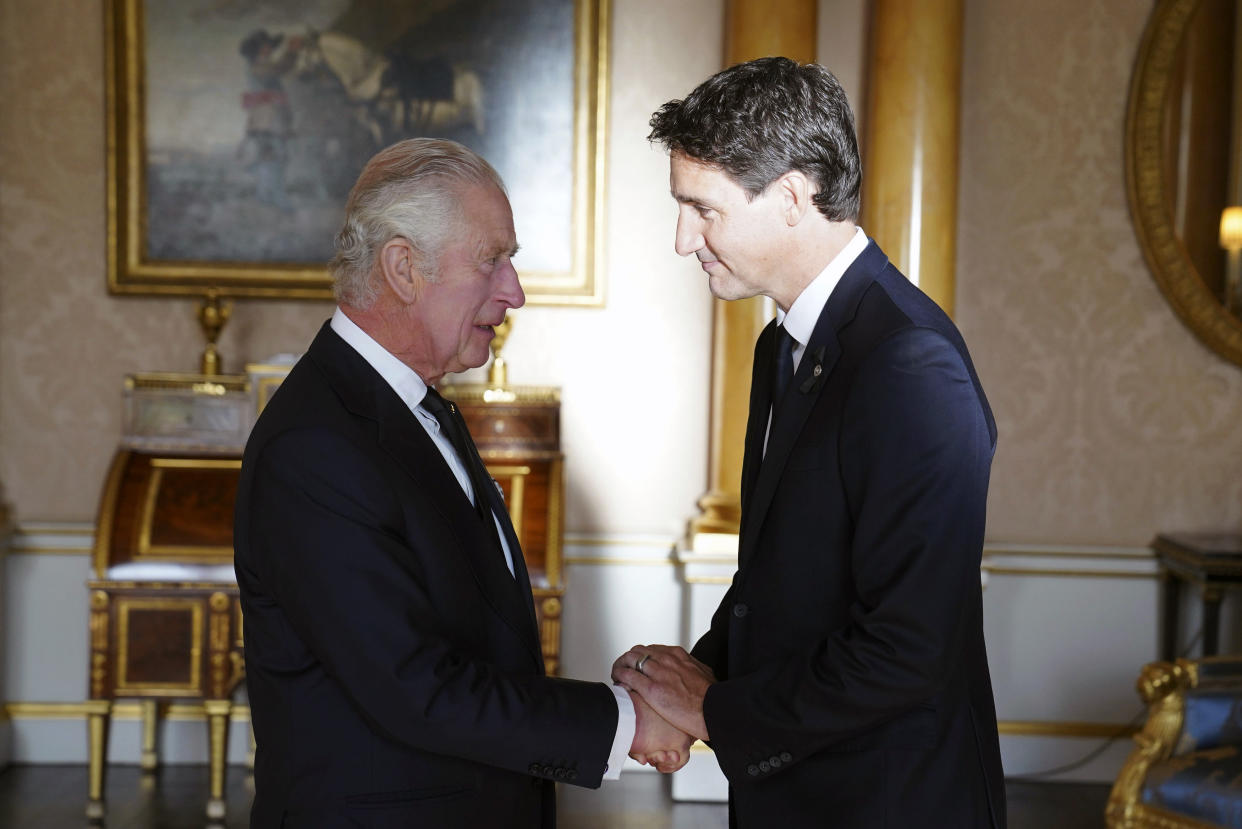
(496, 260, 525, 309)
(674, 212, 704, 258)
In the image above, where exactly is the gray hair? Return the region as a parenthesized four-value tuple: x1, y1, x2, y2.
(649, 57, 861, 222)
(330, 138, 507, 308)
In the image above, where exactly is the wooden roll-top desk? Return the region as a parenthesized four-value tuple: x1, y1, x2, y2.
(87, 447, 246, 824)
(86, 371, 567, 825)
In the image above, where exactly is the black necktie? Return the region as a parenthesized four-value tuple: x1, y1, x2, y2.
(771, 325, 796, 412)
(420, 387, 504, 536)
(423, 389, 540, 632)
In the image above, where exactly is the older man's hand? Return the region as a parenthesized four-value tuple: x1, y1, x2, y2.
(627, 690, 692, 773)
(613, 644, 715, 742)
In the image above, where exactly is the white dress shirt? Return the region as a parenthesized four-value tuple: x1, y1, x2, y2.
(329, 308, 635, 778)
(765, 226, 870, 455)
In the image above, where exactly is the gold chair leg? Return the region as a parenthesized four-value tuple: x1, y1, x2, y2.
(204, 700, 231, 822)
(139, 699, 161, 772)
(248, 718, 256, 771)
(85, 700, 112, 823)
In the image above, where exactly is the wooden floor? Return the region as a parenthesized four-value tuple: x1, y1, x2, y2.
(0, 764, 1111, 828)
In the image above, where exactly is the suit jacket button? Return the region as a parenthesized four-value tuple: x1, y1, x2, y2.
(554, 768, 567, 780)
(769, 755, 782, 768)
(747, 764, 760, 776)
(529, 763, 541, 775)
(780, 752, 792, 763)
(567, 770, 578, 781)
(759, 760, 770, 772)
(733, 603, 749, 618)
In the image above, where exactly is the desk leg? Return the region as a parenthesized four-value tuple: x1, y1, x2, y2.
(140, 700, 162, 773)
(1203, 586, 1224, 657)
(1161, 569, 1180, 661)
(205, 700, 231, 824)
(85, 700, 111, 823)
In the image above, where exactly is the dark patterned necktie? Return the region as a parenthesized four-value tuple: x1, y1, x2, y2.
(420, 387, 503, 534)
(771, 325, 796, 412)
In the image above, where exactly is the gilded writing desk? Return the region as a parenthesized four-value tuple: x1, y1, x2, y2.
(87, 448, 245, 824)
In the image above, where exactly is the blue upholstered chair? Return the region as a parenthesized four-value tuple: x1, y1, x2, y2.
(1108, 657, 1242, 828)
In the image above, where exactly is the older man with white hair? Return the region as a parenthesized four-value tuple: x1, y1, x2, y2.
(235, 138, 689, 829)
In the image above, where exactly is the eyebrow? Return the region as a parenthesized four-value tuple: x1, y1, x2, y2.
(671, 190, 714, 209)
(480, 241, 520, 260)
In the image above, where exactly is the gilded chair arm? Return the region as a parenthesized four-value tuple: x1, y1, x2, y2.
(1107, 661, 1192, 828)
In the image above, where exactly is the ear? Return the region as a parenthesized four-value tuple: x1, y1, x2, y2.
(775, 171, 815, 227)
(378, 237, 423, 303)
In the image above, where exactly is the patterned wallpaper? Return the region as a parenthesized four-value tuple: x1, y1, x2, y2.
(957, 0, 1242, 544)
(0, 1, 333, 521)
(0, 0, 717, 536)
(3, 0, 1241, 546)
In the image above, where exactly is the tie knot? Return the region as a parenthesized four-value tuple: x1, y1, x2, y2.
(421, 387, 455, 421)
(775, 325, 796, 351)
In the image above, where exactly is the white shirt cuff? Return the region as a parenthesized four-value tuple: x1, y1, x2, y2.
(604, 684, 636, 780)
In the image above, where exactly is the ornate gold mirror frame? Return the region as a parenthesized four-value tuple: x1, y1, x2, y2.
(1127, 0, 1242, 365)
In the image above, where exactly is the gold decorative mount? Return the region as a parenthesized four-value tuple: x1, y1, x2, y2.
(488, 315, 513, 387)
(124, 372, 248, 394)
(196, 290, 233, 376)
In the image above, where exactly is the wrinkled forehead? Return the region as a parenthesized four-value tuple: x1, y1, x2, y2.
(460, 183, 518, 255)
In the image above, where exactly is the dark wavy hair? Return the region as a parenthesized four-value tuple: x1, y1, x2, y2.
(648, 57, 861, 222)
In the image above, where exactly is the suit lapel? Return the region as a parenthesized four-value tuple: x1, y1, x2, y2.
(739, 321, 776, 521)
(738, 242, 890, 564)
(490, 492, 542, 666)
(308, 324, 544, 669)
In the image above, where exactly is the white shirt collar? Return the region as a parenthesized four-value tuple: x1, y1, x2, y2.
(776, 226, 869, 348)
(330, 307, 430, 412)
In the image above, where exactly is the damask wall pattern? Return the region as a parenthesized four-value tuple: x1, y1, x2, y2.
(0, 0, 353, 521)
(0, 0, 716, 536)
(956, 0, 1242, 545)
(3, 0, 1241, 547)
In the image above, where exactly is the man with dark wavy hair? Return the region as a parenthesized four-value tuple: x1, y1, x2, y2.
(614, 57, 1006, 828)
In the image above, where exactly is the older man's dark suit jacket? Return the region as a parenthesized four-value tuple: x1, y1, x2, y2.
(234, 323, 618, 829)
(692, 241, 1006, 828)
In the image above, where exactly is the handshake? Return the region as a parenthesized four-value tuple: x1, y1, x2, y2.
(612, 644, 716, 774)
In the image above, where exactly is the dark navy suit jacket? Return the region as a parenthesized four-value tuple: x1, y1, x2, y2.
(234, 323, 617, 828)
(692, 241, 1007, 828)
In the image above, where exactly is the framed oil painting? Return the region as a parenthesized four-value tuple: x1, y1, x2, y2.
(105, 0, 608, 305)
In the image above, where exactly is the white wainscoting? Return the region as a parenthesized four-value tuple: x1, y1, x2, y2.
(4, 524, 1230, 787)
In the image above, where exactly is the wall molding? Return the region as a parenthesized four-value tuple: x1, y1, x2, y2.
(5, 701, 1133, 740)
(7, 521, 94, 555)
(983, 565, 1158, 580)
(984, 542, 1153, 560)
(998, 719, 1138, 738)
(8, 524, 1164, 576)
(6, 701, 252, 722)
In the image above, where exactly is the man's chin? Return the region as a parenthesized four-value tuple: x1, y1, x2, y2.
(708, 275, 751, 302)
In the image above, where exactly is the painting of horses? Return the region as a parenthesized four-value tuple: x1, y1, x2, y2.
(107, 0, 606, 303)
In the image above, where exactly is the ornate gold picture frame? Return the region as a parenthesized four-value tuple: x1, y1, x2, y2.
(105, 0, 608, 305)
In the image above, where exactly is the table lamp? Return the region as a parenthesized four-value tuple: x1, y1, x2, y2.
(1220, 206, 1242, 312)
